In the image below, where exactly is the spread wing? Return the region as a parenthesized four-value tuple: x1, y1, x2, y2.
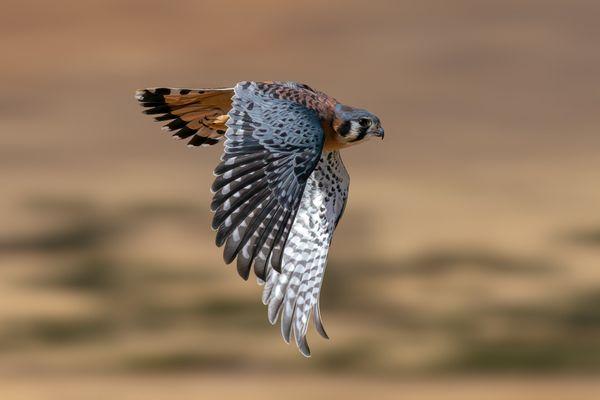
(261, 151, 350, 357)
(211, 81, 325, 281)
(135, 87, 233, 147)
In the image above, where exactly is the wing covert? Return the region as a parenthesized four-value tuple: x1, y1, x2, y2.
(211, 81, 325, 280)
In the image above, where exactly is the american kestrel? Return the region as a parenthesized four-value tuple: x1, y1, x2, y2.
(135, 81, 384, 356)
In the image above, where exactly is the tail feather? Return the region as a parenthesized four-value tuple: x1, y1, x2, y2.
(135, 87, 234, 147)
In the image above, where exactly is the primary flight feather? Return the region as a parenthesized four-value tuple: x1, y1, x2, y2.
(135, 81, 384, 357)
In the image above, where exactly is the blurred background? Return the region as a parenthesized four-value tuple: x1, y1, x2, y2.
(2, 0, 600, 398)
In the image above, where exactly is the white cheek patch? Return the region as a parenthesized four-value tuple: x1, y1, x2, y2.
(345, 121, 361, 141)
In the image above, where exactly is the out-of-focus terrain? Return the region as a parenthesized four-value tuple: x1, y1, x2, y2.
(1, 0, 600, 398)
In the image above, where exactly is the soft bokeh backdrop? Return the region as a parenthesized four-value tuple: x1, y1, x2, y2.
(2, 0, 600, 399)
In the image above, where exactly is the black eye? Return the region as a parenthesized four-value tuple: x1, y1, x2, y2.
(358, 118, 372, 128)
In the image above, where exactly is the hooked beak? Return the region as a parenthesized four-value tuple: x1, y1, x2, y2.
(371, 127, 385, 140)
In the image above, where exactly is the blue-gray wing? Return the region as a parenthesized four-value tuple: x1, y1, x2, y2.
(261, 151, 350, 357)
(211, 81, 324, 280)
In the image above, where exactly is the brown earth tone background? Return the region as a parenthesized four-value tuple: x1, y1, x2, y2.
(2, 0, 600, 399)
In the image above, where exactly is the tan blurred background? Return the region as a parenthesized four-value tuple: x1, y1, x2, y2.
(2, 0, 600, 398)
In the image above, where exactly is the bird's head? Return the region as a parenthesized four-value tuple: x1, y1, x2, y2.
(332, 104, 384, 145)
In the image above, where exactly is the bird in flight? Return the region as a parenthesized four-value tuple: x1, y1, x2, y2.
(135, 81, 384, 356)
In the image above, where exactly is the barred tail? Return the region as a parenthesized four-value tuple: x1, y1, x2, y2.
(135, 87, 234, 147)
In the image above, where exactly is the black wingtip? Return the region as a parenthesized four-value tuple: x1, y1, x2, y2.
(237, 259, 251, 280)
(270, 249, 284, 273)
(254, 263, 267, 282)
(297, 336, 311, 358)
